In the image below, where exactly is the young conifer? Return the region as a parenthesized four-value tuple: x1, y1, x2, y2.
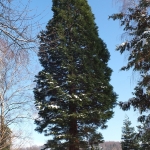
(34, 0, 117, 149)
(121, 117, 139, 150)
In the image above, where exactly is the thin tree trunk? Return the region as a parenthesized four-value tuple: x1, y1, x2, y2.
(0, 95, 4, 149)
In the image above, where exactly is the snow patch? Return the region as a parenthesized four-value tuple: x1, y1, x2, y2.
(120, 42, 126, 46)
(143, 31, 150, 34)
(92, 54, 97, 57)
(49, 82, 54, 84)
(55, 86, 60, 88)
(48, 104, 60, 109)
(74, 94, 79, 99)
(37, 88, 42, 92)
(141, 14, 146, 17)
(67, 94, 72, 98)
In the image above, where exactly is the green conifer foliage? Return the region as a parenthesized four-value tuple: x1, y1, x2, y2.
(137, 122, 150, 150)
(34, 0, 117, 149)
(121, 117, 139, 150)
(110, 0, 150, 127)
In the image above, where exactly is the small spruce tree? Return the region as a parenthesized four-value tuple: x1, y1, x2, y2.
(34, 0, 117, 150)
(121, 117, 139, 150)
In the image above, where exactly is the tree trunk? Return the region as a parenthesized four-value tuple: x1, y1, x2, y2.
(69, 101, 79, 150)
(0, 96, 4, 149)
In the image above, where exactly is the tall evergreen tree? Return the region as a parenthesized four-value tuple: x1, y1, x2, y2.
(121, 117, 139, 150)
(110, 0, 150, 129)
(34, 0, 117, 150)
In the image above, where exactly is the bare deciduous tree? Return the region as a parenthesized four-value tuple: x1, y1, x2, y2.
(0, 0, 35, 44)
(0, 0, 40, 149)
(113, 0, 139, 12)
(0, 38, 35, 150)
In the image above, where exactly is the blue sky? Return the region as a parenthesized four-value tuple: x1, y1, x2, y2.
(20, 0, 142, 145)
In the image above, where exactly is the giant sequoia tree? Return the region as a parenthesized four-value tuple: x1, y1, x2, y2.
(34, 0, 117, 150)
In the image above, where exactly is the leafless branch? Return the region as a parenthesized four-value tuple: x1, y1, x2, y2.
(0, 0, 40, 149)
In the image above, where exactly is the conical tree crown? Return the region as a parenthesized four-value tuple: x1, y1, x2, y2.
(121, 117, 139, 150)
(34, 0, 117, 150)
